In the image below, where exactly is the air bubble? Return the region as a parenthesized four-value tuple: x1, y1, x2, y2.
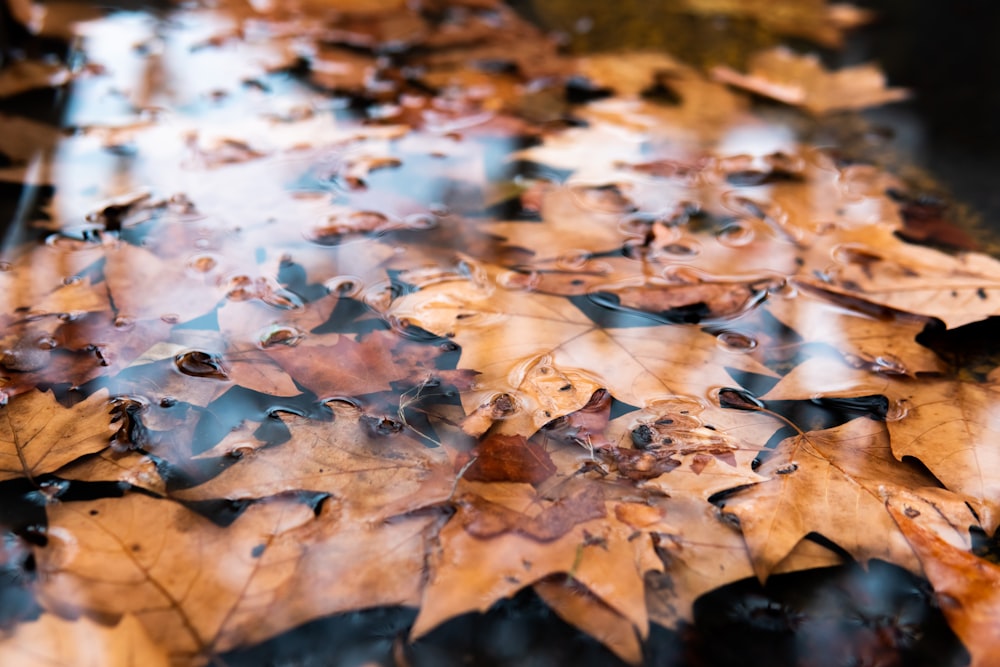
(716, 221, 755, 247)
(324, 275, 364, 297)
(775, 462, 798, 475)
(555, 250, 591, 270)
(657, 239, 701, 257)
(403, 213, 438, 230)
(885, 399, 909, 422)
(186, 253, 219, 274)
(113, 316, 134, 331)
(306, 211, 391, 246)
(35, 336, 57, 351)
(161, 313, 180, 324)
(716, 331, 758, 352)
(257, 325, 305, 349)
(497, 270, 539, 291)
(174, 350, 228, 379)
(62, 276, 82, 286)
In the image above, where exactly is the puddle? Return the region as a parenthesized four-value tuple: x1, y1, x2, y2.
(0, 1, 994, 666)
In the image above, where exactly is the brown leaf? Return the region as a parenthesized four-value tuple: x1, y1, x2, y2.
(0, 389, 111, 482)
(461, 433, 557, 485)
(173, 401, 454, 518)
(535, 577, 643, 665)
(712, 47, 909, 114)
(0, 613, 170, 667)
(764, 357, 1000, 530)
(887, 490, 1000, 667)
(389, 261, 777, 436)
(35, 493, 316, 663)
(718, 417, 980, 580)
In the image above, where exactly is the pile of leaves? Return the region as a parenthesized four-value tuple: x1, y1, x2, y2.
(1, 0, 999, 665)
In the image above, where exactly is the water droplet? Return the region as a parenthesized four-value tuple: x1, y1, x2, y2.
(35, 336, 57, 351)
(159, 396, 177, 408)
(174, 350, 228, 380)
(225, 275, 256, 301)
(903, 506, 920, 518)
(716, 331, 757, 352)
(403, 213, 438, 230)
(38, 479, 71, 502)
(161, 313, 180, 324)
(324, 275, 364, 297)
(306, 211, 391, 246)
(260, 285, 304, 310)
(186, 253, 219, 274)
(257, 324, 305, 349)
(716, 221, 755, 247)
(885, 399, 909, 422)
(657, 240, 700, 257)
(775, 462, 798, 475)
(113, 316, 134, 331)
(497, 270, 539, 291)
(872, 355, 908, 376)
(62, 275, 82, 286)
(555, 250, 591, 270)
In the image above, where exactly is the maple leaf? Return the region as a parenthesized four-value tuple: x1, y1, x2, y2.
(764, 357, 1000, 531)
(796, 241, 1000, 330)
(713, 47, 909, 115)
(0, 613, 170, 667)
(716, 416, 980, 580)
(0, 389, 111, 481)
(389, 260, 776, 436)
(174, 401, 455, 517)
(887, 490, 1000, 667)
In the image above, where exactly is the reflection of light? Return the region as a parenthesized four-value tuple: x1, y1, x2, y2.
(717, 123, 796, 158)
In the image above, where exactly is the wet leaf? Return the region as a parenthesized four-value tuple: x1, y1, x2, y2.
(764, 357, 1000, 531)
(389, 261, 777, 436)
(0, 613, 170, 667)
(0, 389, 111, 482)
(713, 47, 909, 114)
(718, 417, 980, 580)
(887, 490, 1000, 667)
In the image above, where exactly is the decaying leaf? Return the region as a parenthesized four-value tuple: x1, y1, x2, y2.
(718, 417, 980, 580)
(0, 613, 170, 667)
(0, 389, 111, 481)
(1, 0, 997, 663)
(764, 357, 1000, 531)
(712, 47, 910, 114)
(887, 490, 1000, 667)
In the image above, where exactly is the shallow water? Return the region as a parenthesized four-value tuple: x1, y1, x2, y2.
(0, 1, 996, 666)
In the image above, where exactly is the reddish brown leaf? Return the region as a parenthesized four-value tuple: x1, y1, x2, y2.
(461, 433, 557, 485)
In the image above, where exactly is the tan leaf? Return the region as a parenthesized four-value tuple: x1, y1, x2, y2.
(173, 402, 454, 518)
(35, 494, 316, 663)
(389, 261, 776, 436)
(718, 417, 980, 579)
(713, 47, 909, 114)
(887, 490, 1000, 667)
(798, 243, 1000, 329)
(0, 613, 170, 667)
(535, 577, 643, 665)
(764, 357, 1000, 530)
(0, 389, 111, 482)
